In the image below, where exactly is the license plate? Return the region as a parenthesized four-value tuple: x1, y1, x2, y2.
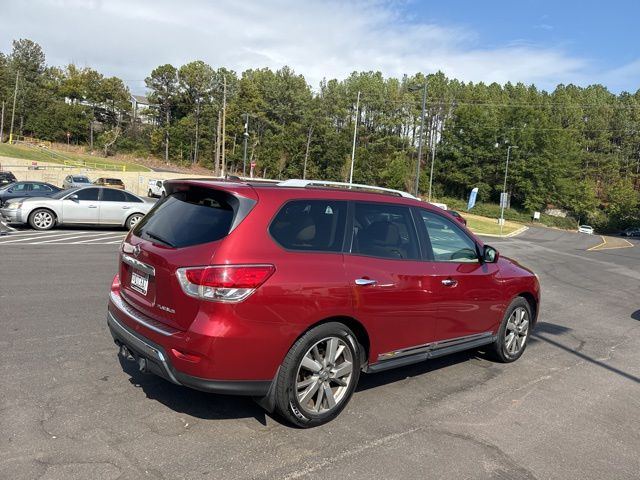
(130, 270, 149, 295)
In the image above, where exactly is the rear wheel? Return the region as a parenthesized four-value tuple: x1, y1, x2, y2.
(489, 297, 532, 363)
(126, 213, 143, 230)
(148, 189, 153, 197)
(29, 209, 55, 230)
(274, 322, 360, 428)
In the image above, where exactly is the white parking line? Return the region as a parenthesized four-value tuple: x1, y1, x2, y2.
(68, 234, 126, 244)
(29, 232, 124, 244)
(0, 231, 90, 244)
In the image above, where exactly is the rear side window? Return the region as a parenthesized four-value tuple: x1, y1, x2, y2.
(123, 192, 142, 203)
(133, 187, 237, 248)
(101, 189, 126, 202)
(270, 200, 346, 252)
(351, 202, 419, 260)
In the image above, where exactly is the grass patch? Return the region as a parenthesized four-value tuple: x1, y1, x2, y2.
(0, 144, 151, 172)
(462, 213, 521, 236)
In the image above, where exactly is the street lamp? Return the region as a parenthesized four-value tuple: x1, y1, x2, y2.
(242, 113, 249, 176)
(499, 145, 518, 232)
(409, 82, 427, 197)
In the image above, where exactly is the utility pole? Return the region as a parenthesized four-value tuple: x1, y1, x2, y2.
(221, 76, 227, 177)
(242, 113, 249, 176)
(499, 145, 518, 235)
(214, 112, 221, 176)
(165, 108, 170, 162)
(428, 112, 439, 201)
(348, 91, 361, 185)
(89, 121, 94, 151)
(415, 82, 427, 198)
(9, 71, 19, 144)
(0, 101, 5, 143)
(303, 126, 313, 180)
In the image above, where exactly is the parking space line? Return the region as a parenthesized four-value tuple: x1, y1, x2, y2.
(29, 232, 124, 244)
(0, 231, 89, 244)
(68, 234, 126, 244)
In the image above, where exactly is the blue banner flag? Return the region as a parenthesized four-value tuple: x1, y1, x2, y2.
(467, 187, 478, 210)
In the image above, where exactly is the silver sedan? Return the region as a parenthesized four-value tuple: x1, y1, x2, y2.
(0, 186, 154, 230)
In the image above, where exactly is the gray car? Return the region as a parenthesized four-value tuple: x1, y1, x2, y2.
(63, 175, 93, 189)
(0, 186, 153, 230)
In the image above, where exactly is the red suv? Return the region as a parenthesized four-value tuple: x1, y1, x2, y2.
(107, 179, 539, 427)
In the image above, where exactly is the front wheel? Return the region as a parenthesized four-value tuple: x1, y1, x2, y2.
(126, 213, 143, 230)
(274, 322, 361, 428)
(148, 189, 154, 198)
(489, 297, 532, 363)
(29, 209, 55, 230)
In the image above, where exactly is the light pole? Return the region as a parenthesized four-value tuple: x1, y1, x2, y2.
(242, 113, 249, 176)
(409, 82, 427, 197)
(499, 145, 518, 233)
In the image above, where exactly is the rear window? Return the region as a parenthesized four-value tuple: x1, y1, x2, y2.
(133, 187, 237, 248)
(73, 176, 90, 182)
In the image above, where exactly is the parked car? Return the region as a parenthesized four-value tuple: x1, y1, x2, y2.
(107, 179, 539, 427)
(63, 175, 93, 189)
(147, 179, 166, 198)
(0, 186, 152, 230)
(622, 227, 640, 237)
(578, 225, 594, 235)
(94, 177, 126, 190)
(0, 171, 17, 186)
(448, 209, 467, 226)
(0, 181, 62, 206)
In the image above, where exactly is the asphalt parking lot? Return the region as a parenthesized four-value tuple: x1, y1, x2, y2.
(1, 226, 639, 479)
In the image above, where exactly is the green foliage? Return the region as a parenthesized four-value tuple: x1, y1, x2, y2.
(1, 38, 640, 232)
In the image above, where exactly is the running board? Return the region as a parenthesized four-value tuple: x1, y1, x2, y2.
(366, 334, 496, 373)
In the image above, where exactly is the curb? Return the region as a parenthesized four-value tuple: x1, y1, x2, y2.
(476, 225, 529, 238)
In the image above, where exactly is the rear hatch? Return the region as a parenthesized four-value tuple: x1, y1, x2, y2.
(118, 181, 258, 331)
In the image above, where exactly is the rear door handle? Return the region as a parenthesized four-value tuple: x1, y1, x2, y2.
(355, 278, 377, 286)
(441, 279, 458, 287)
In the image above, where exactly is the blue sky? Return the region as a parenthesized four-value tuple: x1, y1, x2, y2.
(0, 0, 637, 93)
(407, 0, 640, 91)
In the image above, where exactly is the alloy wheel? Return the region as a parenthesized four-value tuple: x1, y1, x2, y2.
(295, 336, 354, 415)
(505, 307, 529, 356)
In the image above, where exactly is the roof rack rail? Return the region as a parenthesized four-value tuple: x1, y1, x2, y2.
(277, 179, 418, 199)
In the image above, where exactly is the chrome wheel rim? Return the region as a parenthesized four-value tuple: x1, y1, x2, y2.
(505, 307, 529, 356)
(128, 215, 142, 228)
(33, 211, 53, 229)
(295, 336, 354, 415)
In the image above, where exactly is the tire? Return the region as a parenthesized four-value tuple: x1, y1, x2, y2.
(148, 189, 154, 198)
(29, 209, 55, 230)
(126, 213, 143, 230)
(160, 191, 166, 199)
(489, 297, 532, 363)
(274, 322, 361, 428)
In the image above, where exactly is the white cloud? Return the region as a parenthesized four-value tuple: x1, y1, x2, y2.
(0, 0, 630, 93)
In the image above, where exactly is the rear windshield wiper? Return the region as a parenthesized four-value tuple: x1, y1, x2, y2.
(144, 230, 176, 247)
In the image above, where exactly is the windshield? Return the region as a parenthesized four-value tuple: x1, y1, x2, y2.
(73, 176, 90, 182)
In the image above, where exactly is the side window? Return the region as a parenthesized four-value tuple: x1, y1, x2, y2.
(102, 189, 126, 202)
(269, 200, 346, 252)
(351, 202, 419, 260)
(123, 192, 143, 203)
(12, 183, 27, 192)
(74, 188, 99, 201)
(419, 210, 479, 262)
(32, 184, 52, 192)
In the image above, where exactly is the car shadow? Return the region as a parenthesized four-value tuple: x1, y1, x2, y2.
(631, 310, 640, 321)
(117, 357, 279, 426)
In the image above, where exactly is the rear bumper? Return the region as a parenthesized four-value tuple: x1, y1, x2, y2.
(107, 310, 272, 396)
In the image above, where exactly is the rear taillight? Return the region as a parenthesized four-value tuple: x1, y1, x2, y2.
(175, 265, 275, 302)
(111, 273, 120, 293)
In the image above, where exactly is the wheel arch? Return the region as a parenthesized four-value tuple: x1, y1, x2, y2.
(517, 292, 538, 326)
(292, 316, 371, 368)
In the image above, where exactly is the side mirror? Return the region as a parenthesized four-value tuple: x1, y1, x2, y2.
(68, 194, 79, 201)
(483, 245, 499, 263)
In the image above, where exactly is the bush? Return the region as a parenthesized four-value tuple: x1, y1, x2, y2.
(435, 196, 578, 230)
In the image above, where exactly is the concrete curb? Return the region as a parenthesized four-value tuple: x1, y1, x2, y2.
(476, 225, 529, 238)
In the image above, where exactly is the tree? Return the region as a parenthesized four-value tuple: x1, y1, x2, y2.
(178, 61, 215, 163)
(145, 64, 178, 162)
